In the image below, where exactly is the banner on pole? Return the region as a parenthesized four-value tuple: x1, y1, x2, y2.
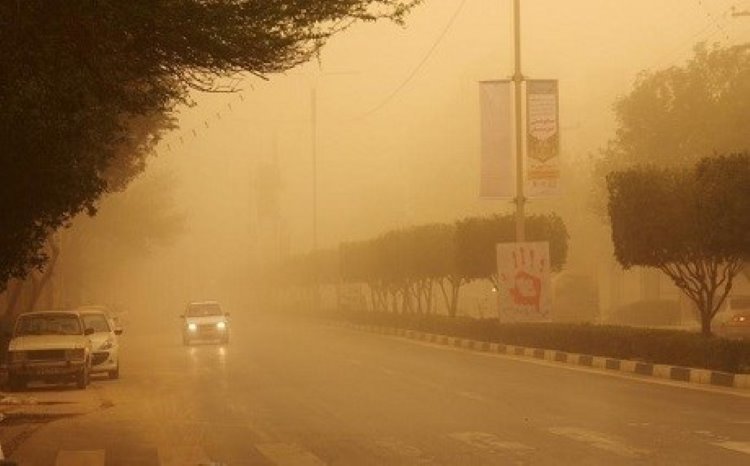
(526, 80, 560, 197)
(496, 242, 551, 322)
(479, 80, 514, 199)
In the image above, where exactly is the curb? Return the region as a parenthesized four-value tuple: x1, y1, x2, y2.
(340, 322, 750, 391)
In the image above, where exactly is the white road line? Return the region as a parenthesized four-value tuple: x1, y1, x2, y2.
(548, 427, 647, 459)
(158, 445, 213, 466)
(457, 391, 490, 403)
(448, 432, 533, 454)
(375, 438, 428, 459)
(55, 450, 106, 466)
(256, 442, 326, 466)
(714, 441, 750, 455)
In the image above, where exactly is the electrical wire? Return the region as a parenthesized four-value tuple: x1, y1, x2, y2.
(354, 0, 469, 121)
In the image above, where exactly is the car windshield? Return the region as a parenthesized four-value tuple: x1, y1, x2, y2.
(15, 314, 82, 336)
(185, 303, 222, 317)
(81, 313, 111, 333)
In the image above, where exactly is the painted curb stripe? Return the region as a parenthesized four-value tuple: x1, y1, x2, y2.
(711, 371, 734, 387)
(670, 367, 691, 382)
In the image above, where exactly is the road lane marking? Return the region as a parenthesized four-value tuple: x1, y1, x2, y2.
(375, 438, 430, 461)
(548, 427, 647, 459)
(714, 441, 750, 455)
(448, 432, 533, 454)
(158, 445, 213, 466)
(256, 442, 326, 466)
(55, 450, 105, 466)
(457, 391, 490, 403)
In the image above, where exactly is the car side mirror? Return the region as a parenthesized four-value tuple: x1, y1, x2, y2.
(114, 328, 123, 336)
(84, 328, 95, 336)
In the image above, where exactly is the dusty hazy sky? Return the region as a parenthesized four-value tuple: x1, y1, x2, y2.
(139, 0, 749, 301)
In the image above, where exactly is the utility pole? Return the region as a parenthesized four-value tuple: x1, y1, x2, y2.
(310, 86, 318, 254)
(512, 0, 526, 242)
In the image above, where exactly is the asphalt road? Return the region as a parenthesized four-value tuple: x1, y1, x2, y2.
(5, 312, 750, 465)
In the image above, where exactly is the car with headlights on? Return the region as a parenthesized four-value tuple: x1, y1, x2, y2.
(713, 295, 750, 340)
(5, 310, 93, 391)
(79, 308, 123, 379)
(181, 301, 230, 345)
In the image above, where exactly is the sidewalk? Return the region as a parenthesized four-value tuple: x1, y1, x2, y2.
(0, 388, 102, 460)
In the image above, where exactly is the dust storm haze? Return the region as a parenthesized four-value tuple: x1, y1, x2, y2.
(65, 0, 750, 322)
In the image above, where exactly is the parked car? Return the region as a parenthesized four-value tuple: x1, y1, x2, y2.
(712, 295, 750, 340)
(79, 308, 123, 379)
(5, 310, 93, 391)
(180, 301, 230, 345)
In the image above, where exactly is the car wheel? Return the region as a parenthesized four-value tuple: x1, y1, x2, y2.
(76, 365, 89, 390)
(108, 363, 120, 380)
(8, 374, 26, 392)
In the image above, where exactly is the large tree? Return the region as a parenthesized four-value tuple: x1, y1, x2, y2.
(607, 154, 750, 336)
(594, 42, 750, 214)
(0, 0, 419, 289)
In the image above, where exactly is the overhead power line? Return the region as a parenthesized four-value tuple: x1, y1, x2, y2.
(355, 0, 469, 121)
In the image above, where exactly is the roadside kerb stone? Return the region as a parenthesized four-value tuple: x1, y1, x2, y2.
(577, 354, 594, 367)
(690, 369, 712, 384)
(592, 356, 607, 369)
(735, 374, 750, 389)
(710, 371, 734, 387)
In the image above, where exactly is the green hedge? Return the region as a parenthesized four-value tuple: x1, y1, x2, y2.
(330, 311, 750, 374)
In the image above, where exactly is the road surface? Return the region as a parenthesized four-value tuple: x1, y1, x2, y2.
(6, 312, 750, 465)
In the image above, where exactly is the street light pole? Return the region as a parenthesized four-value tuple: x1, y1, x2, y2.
(310, 85, 318, 254)
(512, 0, 526, 243)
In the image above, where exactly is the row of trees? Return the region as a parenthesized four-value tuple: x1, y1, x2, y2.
(275, 213, 568, 316)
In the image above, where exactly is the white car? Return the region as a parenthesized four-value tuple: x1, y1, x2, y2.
(79, 309, 122, 379)
(6, 310, 93, 391)
(181, 301, 230, 345)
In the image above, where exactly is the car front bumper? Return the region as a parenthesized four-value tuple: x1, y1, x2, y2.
(8, 360, 86, 378)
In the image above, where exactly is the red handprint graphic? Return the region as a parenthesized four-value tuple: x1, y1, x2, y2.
(500, 246, 547, 316)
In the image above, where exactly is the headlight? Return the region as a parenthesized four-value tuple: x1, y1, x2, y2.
(188, 322, 198, 332)
(216, 321, 226, 330)
(100, 338, 114, 350)
(66, 348, 85, 360)
(9, 351, 26, 363)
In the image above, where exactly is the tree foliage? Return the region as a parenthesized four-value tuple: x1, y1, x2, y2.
(455, 213, 569, 288)
(0, 0, 419, 288)
(281, 213, 569, 317)
(594, 42, 750, 215)
(607, 154, 750, 336)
